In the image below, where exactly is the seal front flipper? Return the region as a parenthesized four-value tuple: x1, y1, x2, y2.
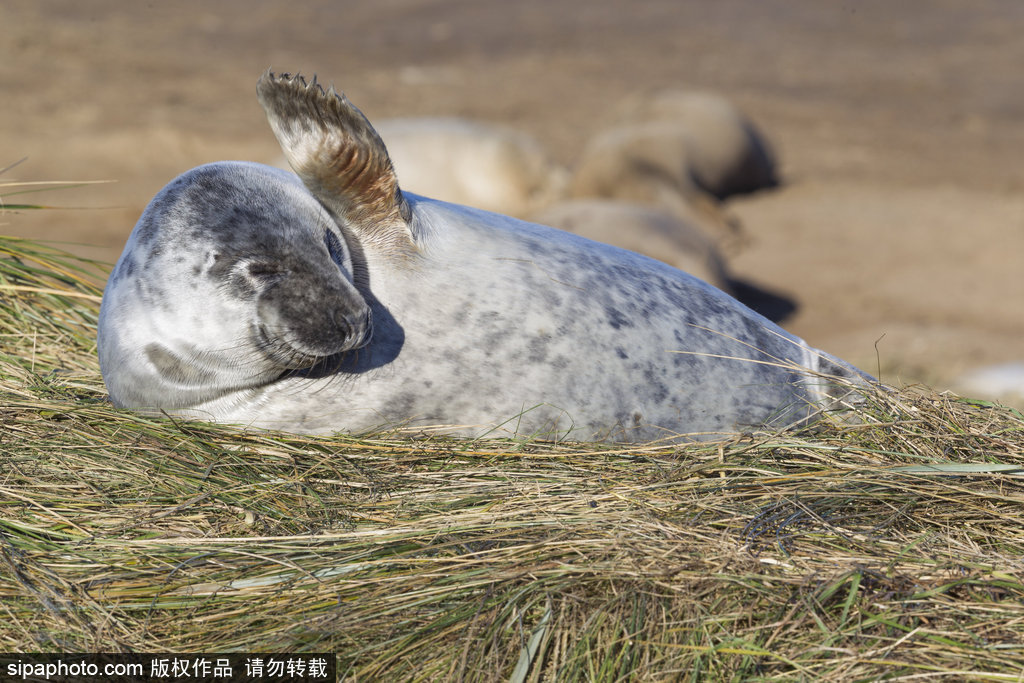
(256, 70, 415, 254)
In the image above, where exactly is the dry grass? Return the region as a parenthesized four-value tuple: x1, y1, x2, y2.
(1, 235, 1023, 681)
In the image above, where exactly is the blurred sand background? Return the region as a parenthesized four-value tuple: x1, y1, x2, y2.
(3, 0, 1023, 402)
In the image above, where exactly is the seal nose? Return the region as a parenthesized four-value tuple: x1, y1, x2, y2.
(333, 304, 373, 351)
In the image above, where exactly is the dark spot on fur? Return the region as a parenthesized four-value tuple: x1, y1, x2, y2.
(672, 351, 699, 369)
(388, 392, 419, 419)
(115, 257, 136, 280)
(528, 335, 549, 363)
(604, 305, 633, 330)
(642, 366, 669, 403)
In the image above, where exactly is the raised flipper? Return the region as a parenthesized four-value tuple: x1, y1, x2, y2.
(256, 70, 416, 254)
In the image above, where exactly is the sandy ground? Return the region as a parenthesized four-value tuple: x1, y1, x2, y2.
(3, 0, 1023, 404)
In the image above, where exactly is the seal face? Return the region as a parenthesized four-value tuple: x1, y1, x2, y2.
(98, 161, 371, 409)
(98, 70, 869, 442)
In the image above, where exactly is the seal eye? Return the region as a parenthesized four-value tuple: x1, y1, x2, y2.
(247, 262, 286, 282)
(324, 229, 349, 270)
(235, 261, 286, 294)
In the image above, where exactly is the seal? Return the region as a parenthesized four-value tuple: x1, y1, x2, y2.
(372, 117, 567, 217)
(567, 91, 777, 239)
(611, 89, 779, 199)
(98, 70, 869, 442)
(568, 121, 708, 218)
(955, 363, 1024, 405)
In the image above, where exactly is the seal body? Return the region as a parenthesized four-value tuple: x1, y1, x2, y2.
(98, 72, 867, 442)
(531, 199, 732, 293)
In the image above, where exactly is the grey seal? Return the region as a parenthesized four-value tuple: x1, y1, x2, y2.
(610, 89, 778, 199)
(372, 117, 567, 217)
(97, 71, 868, 442)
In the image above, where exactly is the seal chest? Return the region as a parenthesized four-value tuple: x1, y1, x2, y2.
(98, 70, 870, 442)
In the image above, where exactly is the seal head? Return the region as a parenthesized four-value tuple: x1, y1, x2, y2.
(98, 161, 371, 409)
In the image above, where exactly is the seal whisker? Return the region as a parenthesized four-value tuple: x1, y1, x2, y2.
(667, 349, 804, 371)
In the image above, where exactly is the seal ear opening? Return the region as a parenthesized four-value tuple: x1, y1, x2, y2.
(256, 70, 415, 254)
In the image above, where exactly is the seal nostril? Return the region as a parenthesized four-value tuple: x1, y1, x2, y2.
(328, 305, 372, 350)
